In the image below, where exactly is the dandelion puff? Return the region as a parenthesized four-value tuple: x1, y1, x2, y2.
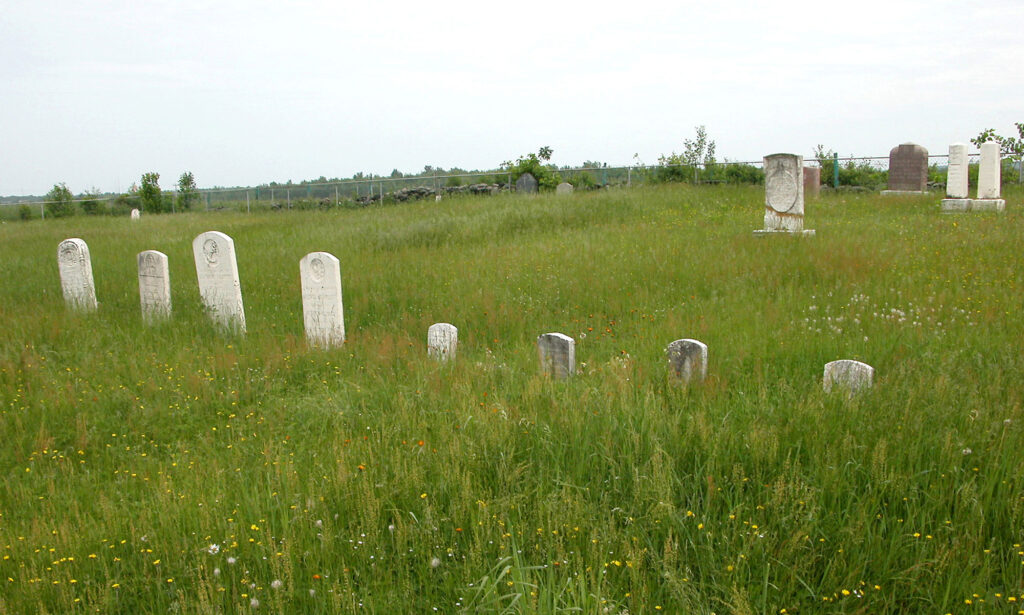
(227, 556, 237, 565)
(309, 589, 316, 596)
(250, 598, 259, 608)
(962, 448, 972, 456)
(213, 568, 221, 576)
(388, 524, 395, 532)
(430, 557, 441, 568)
(271, 579, 283, 589)
(315, 519, 323, 528)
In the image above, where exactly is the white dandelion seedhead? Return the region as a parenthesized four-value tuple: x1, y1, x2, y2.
(227, 556, 237, 565)
(213, 568, 221, 576)
(250, 598, 259, 608)
(430, 557, 441, 568)
(271, 579, 283, 589)
(962, 447, 972, 456)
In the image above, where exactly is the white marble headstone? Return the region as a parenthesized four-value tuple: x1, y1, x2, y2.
(946, 143, 969, 199)
(137, 250, 171, 321)
(130, 208, 141, 220)
(192, 231, 246, 332)
(57, 238, 98, 311)
(666, 339, 707, 383)
(977, 141, 1002, 199)
(556, 182, 574, 194)
(758, 154, 813, 234)
(427, 323, 458, 361)
(823, 360, 874, 396)
(537, 333, 575, 379)
(299, 252, 345, 348)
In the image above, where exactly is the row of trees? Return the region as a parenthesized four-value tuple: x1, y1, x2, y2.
(42, 172, 198, 218)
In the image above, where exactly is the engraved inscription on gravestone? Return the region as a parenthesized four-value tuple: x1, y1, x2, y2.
(57, 238, 98, 311)
(884, 143, 928, 192)
(515, 172, 538, 193)
(537, 333, 575, 379)
(137, 250, 171, 321)
(666, 339, 708, 384)
(427, 323, 458, 361)
(758, 154, 812, 234)
(977, 141, 1002, 200)
(192, 231, 246, 332)
(299, 252, 345, 348)
(130, 208, 141, 220)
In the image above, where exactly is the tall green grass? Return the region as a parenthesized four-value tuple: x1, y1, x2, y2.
(1, 185, 1022, 613)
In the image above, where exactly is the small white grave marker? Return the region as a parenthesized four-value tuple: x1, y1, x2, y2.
(823, 360, 874, 396)
(137, 250, 171, 321)
(130, 208, 141, 220)
(57, 238, 98, 311)
(666, 339, 707, 383)
(192, 231, 246, 332)
(537, 333, 575, 379)
(556, 182, 574, 194)
(299, 252, 345, 348)
(427, 323, 458, 361)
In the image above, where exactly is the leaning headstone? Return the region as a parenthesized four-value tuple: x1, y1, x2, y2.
(192, 231, 246, 332)
(823, 360, 874, 396)
(537, 333, 575, 379)
(666, 339, 707, 383)
(137, 250, 171, 321)
(802, 167, 820, 199)
(515, 172, 538, 194)
(130, 208, 141, 220)
(940, 143, 971, 211)
(299, 252, 345, 348)
(755, 154, 814, 235)
(556, 182, 574, 195)
(973, 141, 1005, 211)
(57, 238, 98, 311)
(882, 143, 928, 194)
(427, 323, 458, 361)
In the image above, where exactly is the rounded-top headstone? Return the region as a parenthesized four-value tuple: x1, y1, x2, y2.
(192, 231, 246, 332)
(666, 339, 708, 383)
(556, 182, 574, 195)
(57, 238, 98, 311)
(137, 249, 171, 321)
(537, 332, 575, 379)
(515, 172, 539, 194)
(427, 323, 458, 361)
(823, 360, 874, 395)
(130, 208, 141, 220)
(299, 251, 345, 348)
(887, 143, 929, 191)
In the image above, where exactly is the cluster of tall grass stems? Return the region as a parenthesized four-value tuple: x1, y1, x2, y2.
(1, 184, 1023, 613)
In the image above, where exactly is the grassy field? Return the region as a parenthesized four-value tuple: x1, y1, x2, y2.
(1, 184, 1023, 614)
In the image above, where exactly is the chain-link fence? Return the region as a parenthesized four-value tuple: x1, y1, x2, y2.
(3, 153, 1021, 221)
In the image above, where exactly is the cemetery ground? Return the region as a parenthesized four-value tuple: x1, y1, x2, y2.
(1, 184, 1023, 614)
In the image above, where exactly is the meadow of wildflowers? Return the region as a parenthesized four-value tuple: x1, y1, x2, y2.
(0, 184, 1022, 613)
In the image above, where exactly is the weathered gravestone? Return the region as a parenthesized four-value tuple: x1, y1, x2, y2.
(130, 208, 141, 220)
(57, 238, 98, 311)
(192, 231, 246, 332)
(974, 141, 1005, 210)
(516, 172, 538, 193)
(882, 143, 928, 194)
(556, 182, 574, 195)
(427, 323, 458, 361)
(755, 154, 814, 235)
(802, 167, 820, 199)
(940, 143, 971, 211)
(137, 250, 171, 321)
(666, 339, 707, 384)
(537, 333, 574, 379)
(299, 252, 345, 348)
(823, 360, 874, 396)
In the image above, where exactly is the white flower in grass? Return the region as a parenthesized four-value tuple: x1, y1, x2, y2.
(213, 568, 221, 576)
(962, 447, 972, 456)
(250, 598, 259, 608)
(271, 579, 283, 589)
(430, 557, 441, 568)
(207, 543, 220, 555)
(227, 556, 237, 565)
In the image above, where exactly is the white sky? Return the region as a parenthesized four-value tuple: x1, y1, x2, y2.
(1, 0, 1022, 196)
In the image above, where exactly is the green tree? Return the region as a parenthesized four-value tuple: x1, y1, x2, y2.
(973, 123, 1023, 182)
(80, 187, 107, 215)
(657, 126, 716, 183)
(176, 172, 198, 211)
(45, 183, 75, 218)
(139, 172, 163, 213)
(501, 146, 560, 190)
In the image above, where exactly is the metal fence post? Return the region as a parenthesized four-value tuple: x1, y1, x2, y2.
(833, 153, 839, 188)
(246, 191, 250, 214)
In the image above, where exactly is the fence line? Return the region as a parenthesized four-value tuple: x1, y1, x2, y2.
(4, 152, 1021, 217)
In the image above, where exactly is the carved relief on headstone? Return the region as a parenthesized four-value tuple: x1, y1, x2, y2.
(137, 250, 171, 321)
(883, 143, 928, 193)
(823, 360, 874, 396)
(299, 252, 345, 348)
(130, 208, 141, 220)
(537, 333, 575, 379)
(515, 172, 538, 193)
(666, 339, 707, 384)
(556, 182, 574, 194)
(756, 154, 813, 235)
(57, 238, 98, 311)
(192, 231, 246, 332)
(427, 323, 458, 361)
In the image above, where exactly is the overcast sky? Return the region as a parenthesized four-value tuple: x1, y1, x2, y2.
(1, 0, 1022, 196)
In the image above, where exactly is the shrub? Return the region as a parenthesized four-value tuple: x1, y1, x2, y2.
(18, 205, 33, 220)
(45, 183, 75, 218)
